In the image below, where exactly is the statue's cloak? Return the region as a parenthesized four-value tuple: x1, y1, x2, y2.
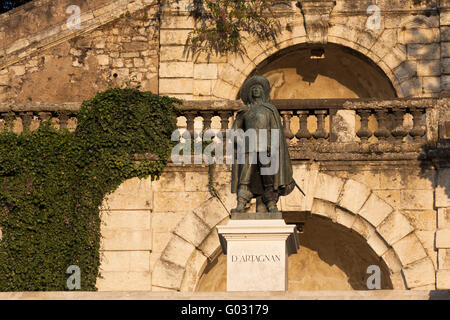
(230, 102, 294, 197)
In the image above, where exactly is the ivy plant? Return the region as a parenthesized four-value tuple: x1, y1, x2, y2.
(0, 88, 179, 291)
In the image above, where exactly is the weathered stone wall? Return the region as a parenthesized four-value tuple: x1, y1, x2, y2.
(0, 0, 449, 292)
(0, 0, 159, 103)
(159, 0, 444, 100)
(97, 164, 212, 291)
(440, 0, 450, 96)
(436, 168, 450, 289)
(0, 0, 110, 50)
(1, 0, 449, 102)
(323, 164, 439, 290)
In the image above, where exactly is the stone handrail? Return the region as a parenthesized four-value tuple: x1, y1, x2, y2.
(179, 98, 435, 144)
(176, 98, 446, 161)
(0, 98, 447, 162)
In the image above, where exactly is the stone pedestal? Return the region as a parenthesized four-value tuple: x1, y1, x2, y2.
(217, 217, 299, 291)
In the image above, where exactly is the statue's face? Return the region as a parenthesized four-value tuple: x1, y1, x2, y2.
(251, 84, 264, 99)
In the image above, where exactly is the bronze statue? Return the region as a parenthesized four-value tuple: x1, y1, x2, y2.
(230, 75, 295, 214)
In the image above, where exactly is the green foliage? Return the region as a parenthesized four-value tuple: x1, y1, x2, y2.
(186, 0, 281, 58)
(0, 0, 32, 14)
(0, 88, 179, 291)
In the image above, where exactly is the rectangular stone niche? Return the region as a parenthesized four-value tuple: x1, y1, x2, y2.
(217, 218, 299, 291)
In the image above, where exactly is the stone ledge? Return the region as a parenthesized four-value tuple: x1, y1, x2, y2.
(0, 98, 438, 113)
(230, 212, 282, 220)
(289, 143, 429, 161)
(0, 290, 449, 300)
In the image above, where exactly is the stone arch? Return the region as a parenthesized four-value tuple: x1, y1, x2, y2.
(151, 169, 436, 291)
(245, 43, 397, 99)
(212, 22, 411, 100)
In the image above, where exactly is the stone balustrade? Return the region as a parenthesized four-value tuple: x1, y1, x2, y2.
(182, 99, 436, 145)
(176, 98, 445, 162)
(0, 98, 446, 162)
(348, 100, 431, 144)
(0, 102, 79, 132)
(178, 98, 434, 143)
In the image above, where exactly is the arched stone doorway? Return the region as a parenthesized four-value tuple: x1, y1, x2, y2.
(151, 169, 435, 291)
(213, 33, 408, 100)
(197, 215, 393, 291)
(228, 43, 399, 138)
(245, 43, 397, 99)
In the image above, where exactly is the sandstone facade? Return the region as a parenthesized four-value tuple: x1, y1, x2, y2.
(0, 0, 450, 292)
(97, 160, 449, 291)
(2, 0, 450, 102)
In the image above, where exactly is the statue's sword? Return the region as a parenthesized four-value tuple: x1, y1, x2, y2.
(293, 179, 306, 197)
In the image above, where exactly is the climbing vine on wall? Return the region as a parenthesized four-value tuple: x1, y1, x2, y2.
(0, 88, 179, 291)
(186, 0, 281, 58)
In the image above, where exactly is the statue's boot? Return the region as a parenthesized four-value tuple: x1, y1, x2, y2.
(231, 197, 248, 213)
(266, 201, 281, 214)
(231, 186, 252, 213)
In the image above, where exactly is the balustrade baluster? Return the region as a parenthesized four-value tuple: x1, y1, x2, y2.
(184, 111, 197, 140)
(38, 112, 52, 129)
(2, 112, 15, 131)
(313, 110, 328, 141)
(374, 110, 390, 141)
(19, 112, 33, 132)
(67, 115, 77, 131)
(386, 110, 396, 142)
(280, 111, 294, 142)
(409, 108, 426, 140)
(391, 108, 408, 142)
(1, 113, 8, 131)
(356, 109, 372, 142)
(201, 111, 214, 133)
(218, 111, 232, 159)
(58, 113, 69, 129)
(295, 110, 311, 141)
(218, 111, 232, 133)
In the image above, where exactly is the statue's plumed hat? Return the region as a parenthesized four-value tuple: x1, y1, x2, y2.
(240, 75, 271, 104)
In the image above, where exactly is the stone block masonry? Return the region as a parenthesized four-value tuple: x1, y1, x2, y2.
(0, 0, 449, 292)
(2, 0, 450, 101)
(0, 1, 160, 103)
(93, 161, 448, 291)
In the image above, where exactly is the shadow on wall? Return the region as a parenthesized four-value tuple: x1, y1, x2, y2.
(243, 43, 397, 99)
(429, 290, 450, 299)
(420, 127, 450, 207)
(290, 215, 393, 290)
(393, 16, 442, 97)
(239, 20, 443, 99)
(197, 215, 393, 291)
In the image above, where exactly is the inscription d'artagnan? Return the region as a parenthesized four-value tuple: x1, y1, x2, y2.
(217, 219, 300, 291)
(231, 254, 281, 263)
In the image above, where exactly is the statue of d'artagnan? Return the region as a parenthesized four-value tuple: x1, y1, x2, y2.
(230, 75, 295, 214)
